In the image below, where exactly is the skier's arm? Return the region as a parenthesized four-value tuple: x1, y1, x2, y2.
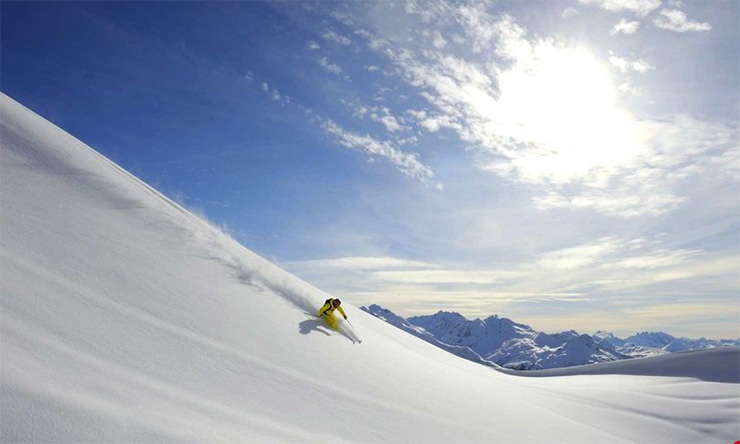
(337, 306, 347, 319)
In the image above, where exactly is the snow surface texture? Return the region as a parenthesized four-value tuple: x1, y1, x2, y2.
(365, 305, 739, 370)
(1, 93, 738, 443)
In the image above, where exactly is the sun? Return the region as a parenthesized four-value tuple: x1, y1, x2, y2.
(482, 44, 644, 185)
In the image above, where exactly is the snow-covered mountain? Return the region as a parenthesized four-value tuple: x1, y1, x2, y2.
(595, 330, 740, 358)
(405, 310, 627, 370)
(370, 306, 737, 371)
(663, 337, 740, 353)
(408, 311, 536, 357)
(489, 332, 628, 370)
(2, 93, 739, 443)
(625, 331, 677, 348)
(362, 305, 499, 367)
(593, 330, 626, 348)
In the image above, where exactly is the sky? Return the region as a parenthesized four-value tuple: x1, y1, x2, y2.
(2, 0, 738, 339)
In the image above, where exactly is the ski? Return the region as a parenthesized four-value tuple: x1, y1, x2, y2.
(304, 312, 362, 344)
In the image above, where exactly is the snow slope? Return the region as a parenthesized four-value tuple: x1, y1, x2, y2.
(501, 348, 739, 384)
(1, 93, 738, 443)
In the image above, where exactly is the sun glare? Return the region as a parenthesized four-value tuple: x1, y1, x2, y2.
(486, 45, 644, 185)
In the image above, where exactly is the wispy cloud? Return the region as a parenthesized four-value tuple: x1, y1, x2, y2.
(515, 301, 738, 339)
(322, 30, 352, 46)
(631, 59, 654, 73)
(613, 249, 702, 269)
(532, 188, 685, 217)
(321, 119, 439, 185)
(373, 112, 403, 133)
(367, 106, 405, 133)
(609, 54, 653, 73)
(653, 9, 711, 32)
(431, 30, 448, 49)
(626, 302, 735, 323)
(529, 237, 737, 298)
(405, 109, 462, 133)
(535, 237, 704, 272)
(343, 100, 407, 134)
(609, 55, 630, 71)
(537, 237, 623, 270)
(329, 11, 355, 27)
(291, 256, 521, 286)
(318, 56, 344, 75)
(578, 0, 663, 17)
(611, 18, 640, 35)
(289, 256, 433, 271)
(373, 269, 522, 285)
(562, 8, 580, 19)
(261, 82, 290, 104)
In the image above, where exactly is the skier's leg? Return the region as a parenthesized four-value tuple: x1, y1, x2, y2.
(324, 313, 338, 330)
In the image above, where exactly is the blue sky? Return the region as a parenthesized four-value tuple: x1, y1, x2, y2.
(2, 0, 738, 338)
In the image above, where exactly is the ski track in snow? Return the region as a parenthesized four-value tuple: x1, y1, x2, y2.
(1, 93, 738, 443)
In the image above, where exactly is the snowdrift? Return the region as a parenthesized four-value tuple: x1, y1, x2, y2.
(1, 93, 738, 443)
(503, 347, 739, 383)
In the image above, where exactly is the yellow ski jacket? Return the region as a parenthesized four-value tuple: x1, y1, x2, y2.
(318, 299, 347, 319)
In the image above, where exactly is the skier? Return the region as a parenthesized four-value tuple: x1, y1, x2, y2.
(317, 298, 347, 330)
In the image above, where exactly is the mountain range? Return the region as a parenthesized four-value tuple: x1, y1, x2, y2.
(362, 304, 740, 370)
